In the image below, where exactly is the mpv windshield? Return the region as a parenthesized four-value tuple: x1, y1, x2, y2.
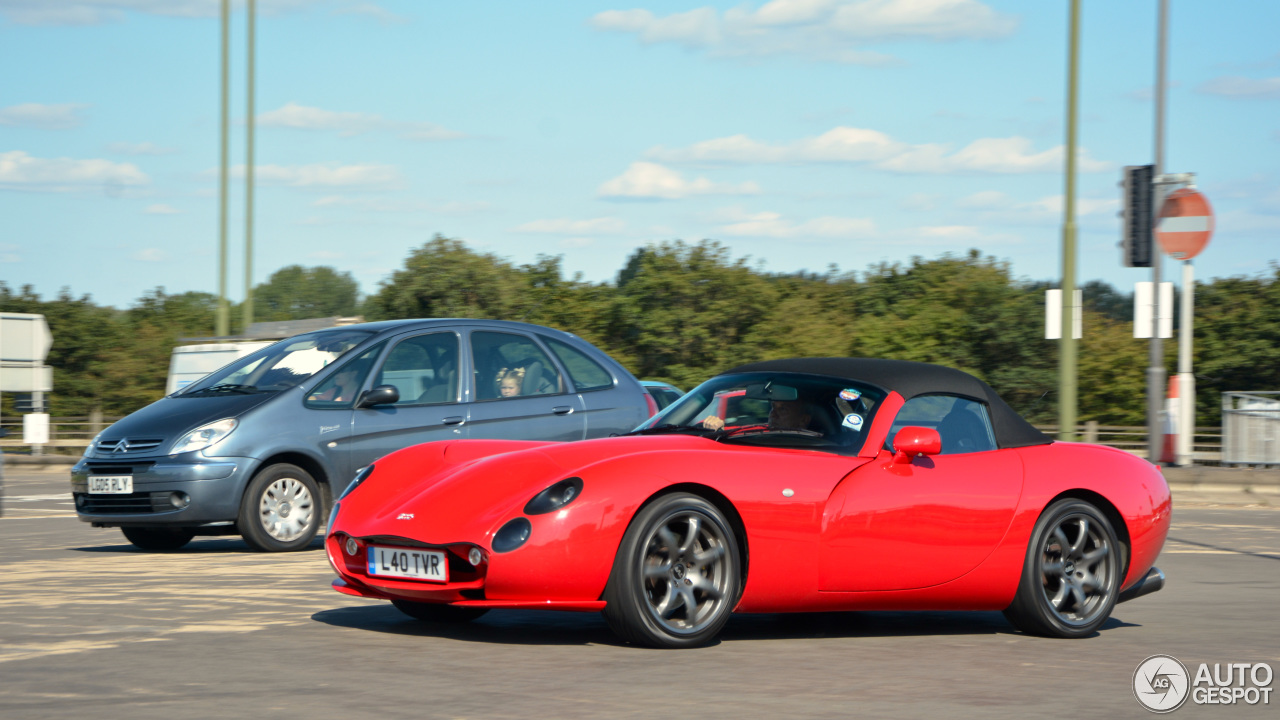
(634, 372, 886, 454)
(178, 330, 373, 396)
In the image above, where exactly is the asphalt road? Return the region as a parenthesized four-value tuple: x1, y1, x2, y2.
(1, 467, 1277, 720)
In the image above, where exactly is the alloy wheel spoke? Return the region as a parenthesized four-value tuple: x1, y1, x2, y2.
(1081, 547, 1108, 567)
(1052, 527, 1071, 556)
(657, 526, 679, 556)
(679, 516, 701, 556)
(1070, 518, 1090, 555)
(644, 561, 671, 580)
(1050, 583, 1069, 609)
(693, 544, 725, 567)
(654, 581, 678, 618)
(1069, 584, 1087, 610)
(1042, 560, 1065, 577)
(678, 586, 698, 619)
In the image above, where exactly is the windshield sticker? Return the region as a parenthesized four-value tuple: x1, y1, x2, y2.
(839, 389, 862, 402)
(842, 413, 864, 431)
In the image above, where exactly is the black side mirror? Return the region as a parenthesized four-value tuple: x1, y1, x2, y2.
(357, 384, 400, 408)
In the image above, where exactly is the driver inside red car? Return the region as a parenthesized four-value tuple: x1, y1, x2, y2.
(701, 399, 811, 432)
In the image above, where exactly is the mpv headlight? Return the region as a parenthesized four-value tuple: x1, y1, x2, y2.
(171, 418, 238, 455)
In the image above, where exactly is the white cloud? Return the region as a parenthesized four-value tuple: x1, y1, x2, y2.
(1197, 76, 1280, 100)
(515, 217, 626, 234)
(598, 162, 760, 199)
(108, 141, 177, 156)
(257, 102, 464, 141)
(717, 209, 876, 239)
(650, 127, 1110, 174)
(0, 243, 20, 263)
(0, 103, 88, 129)
(133, 248, 167, 262)
(590, 0, 1017, 64)
(144, 203, 183, 214)
(0, 150, 149, 191)
(229, 162, 402, 189)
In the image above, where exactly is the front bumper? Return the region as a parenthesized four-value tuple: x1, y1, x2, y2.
(71, 455, 257, 528)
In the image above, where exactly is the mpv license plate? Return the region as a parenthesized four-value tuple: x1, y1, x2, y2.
(88, 475, 133, 494)
(368, 545, 448, 582)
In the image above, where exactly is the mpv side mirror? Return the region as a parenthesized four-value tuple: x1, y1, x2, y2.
(357, 384, 400, 408)
(892, 426, 941, 464)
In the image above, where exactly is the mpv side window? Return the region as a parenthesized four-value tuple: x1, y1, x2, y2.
(542, 336, 615, 392)
(374, 332, 460, 406)
(888, 395, 997, 455)
(472, 331, 563, 400)
(304, 342, 385, 409)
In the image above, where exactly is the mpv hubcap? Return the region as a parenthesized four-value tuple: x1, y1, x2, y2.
(259, 477, 313, 542)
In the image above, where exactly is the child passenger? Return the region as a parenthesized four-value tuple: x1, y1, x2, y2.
(496, 367, 525, 398)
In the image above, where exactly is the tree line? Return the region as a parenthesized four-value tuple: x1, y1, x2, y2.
(3, 235, 1277, 427)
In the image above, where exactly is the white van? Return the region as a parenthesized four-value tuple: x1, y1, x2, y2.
(166, 342, 274, 394)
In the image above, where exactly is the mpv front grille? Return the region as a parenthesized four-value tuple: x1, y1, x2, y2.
(95, 438, 165, 455)
(85, 462, 156, 475)
(77, 492, 173, 514)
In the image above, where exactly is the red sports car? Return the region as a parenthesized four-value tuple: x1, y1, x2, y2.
(326, 358, 1170, 648)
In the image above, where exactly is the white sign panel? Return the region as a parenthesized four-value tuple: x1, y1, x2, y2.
(23, 413, 50, 445)
(0, 313, 53, 363)
(1133, 281, 1174, 339)
(1044, 289, 1082, 340)
(0, 365, 53, 392)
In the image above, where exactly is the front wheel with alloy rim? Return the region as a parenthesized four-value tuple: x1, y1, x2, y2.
(121, 526, 195, 551)
(1004, 498, 1122, 638)
(238, 463, 321, 552)
(602, 492, 741, 648)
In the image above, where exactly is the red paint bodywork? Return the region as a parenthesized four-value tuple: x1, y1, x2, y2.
(328, 411, 1171, 616)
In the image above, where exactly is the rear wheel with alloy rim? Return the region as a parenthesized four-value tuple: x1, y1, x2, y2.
(1004, 498, 1121, 638)
(603, 492, 741, 648)
(121, 526, 195, 551)
(238, 463, 321, 552)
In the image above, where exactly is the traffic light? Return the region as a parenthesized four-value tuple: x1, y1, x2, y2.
(1121, 164, 1155, 268)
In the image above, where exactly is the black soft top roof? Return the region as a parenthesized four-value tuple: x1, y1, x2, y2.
(725, 357, 1051, 450)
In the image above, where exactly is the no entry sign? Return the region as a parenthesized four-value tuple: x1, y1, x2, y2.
(1155, 188, 1214, 260)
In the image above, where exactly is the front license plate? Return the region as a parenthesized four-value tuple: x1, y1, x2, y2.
(88, 475, 133, 494)
(367, 545, 448, 583)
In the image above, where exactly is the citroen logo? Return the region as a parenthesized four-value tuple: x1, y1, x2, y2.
(112, 439, 131, 454)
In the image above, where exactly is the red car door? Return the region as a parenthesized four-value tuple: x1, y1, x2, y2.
(818, 395, 1024, 592)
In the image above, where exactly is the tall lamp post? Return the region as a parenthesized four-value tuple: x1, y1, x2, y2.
(1058, 0, 1081, 442)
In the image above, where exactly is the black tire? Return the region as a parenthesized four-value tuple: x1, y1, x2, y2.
(121, 526, 195, 551)
(602, 492, 741, 648)
(390, 598, 489, 623)
(1004, 498, 1122, 638)
(238, 463, 321, 552)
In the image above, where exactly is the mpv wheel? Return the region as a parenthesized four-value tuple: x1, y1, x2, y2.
(239, 463, 321, 552)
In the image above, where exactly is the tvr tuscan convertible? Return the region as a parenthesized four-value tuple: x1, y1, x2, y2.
(326, 358, 1170, 648)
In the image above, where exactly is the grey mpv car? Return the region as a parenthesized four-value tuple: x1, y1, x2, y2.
(71, 319, 650, 551)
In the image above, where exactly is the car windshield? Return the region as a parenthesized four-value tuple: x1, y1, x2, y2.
(632, 372, 886, 454)
(176, 330, 374, 396)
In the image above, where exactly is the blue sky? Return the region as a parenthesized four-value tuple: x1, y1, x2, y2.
(2, 0, 1278, 309)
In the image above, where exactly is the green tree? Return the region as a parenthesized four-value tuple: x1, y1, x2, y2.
(363, 235, 523, 320)
(254, 265, 359, 321)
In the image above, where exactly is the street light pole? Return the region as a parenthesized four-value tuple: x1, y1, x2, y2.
(216, 0, 230, 338)
(1147, 0, 1169, 463)
(244, 0, 256, 331)
(1058, 0, 1081, 442)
